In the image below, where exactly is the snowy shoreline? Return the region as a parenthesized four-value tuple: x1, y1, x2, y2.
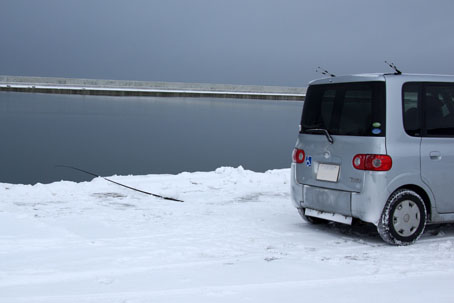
(1, 167, 454, 302)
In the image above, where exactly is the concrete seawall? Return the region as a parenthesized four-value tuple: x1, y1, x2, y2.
(0, 75, 306, 101)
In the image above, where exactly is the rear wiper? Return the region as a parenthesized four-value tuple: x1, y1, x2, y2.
(303, 128, 334, 144)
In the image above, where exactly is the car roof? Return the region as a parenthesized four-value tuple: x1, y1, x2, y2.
(308, 73, 454, 86)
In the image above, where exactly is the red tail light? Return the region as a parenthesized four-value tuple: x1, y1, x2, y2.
(353, 154, 392, 171)
(292, 148, 305, 164)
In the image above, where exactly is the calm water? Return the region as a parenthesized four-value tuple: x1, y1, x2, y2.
(0, 92, 303, 184)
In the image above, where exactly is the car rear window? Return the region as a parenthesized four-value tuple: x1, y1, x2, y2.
(300, 81, 386, 136)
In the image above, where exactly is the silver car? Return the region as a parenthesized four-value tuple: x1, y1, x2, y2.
(291, 73, 454, 245)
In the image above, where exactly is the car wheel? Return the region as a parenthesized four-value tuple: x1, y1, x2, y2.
(297, 208, 326, 224)
(377, 189, 427, 245)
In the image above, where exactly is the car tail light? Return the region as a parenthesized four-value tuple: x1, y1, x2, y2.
(352, 154, 392, 171)
(292, 148, 305, 164)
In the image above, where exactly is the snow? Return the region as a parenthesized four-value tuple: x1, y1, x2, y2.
(1, 167, 454, 302)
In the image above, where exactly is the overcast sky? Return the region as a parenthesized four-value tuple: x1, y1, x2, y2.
(1, 0, 453, 87)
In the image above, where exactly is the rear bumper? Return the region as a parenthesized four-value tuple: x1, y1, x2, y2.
(291, 163, 389, 225)
(304, 185, 351, 216)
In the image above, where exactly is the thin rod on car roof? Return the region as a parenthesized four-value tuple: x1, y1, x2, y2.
(316, 66, 336, 77)
(385, 61, 402, 75)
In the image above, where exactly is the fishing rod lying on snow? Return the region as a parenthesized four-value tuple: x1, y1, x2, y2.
(56, 165, 184, 202)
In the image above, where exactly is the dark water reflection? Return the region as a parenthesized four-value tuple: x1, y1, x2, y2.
(0, 92, 303, 184)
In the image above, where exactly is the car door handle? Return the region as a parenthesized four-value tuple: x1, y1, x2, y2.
(430, 151, 442, 160)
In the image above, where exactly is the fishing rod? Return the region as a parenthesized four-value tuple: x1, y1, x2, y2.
(56, 165, 184, 202)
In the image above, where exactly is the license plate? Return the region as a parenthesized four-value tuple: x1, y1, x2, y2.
(316, 163, 340, 182)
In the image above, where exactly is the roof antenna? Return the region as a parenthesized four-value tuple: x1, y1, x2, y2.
(385, 61, 402, 75)
(316, 66, 336, 77)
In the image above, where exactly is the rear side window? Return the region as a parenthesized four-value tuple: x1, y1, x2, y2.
(300, 82, 386, 136)
(402, 83, 421, 136)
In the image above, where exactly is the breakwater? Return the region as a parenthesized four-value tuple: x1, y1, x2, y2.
(0, 75, 306, 101)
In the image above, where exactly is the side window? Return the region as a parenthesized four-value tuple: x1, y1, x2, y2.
(425, 84, 454, 136)
(402, 83, 421, 136)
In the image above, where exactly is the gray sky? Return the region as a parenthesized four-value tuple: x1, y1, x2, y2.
(1, 0, 453, 87)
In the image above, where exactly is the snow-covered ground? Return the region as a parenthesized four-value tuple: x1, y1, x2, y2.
(1, 167, 454, 302)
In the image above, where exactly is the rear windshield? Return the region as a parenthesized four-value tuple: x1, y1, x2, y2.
(300, 81, 386, 136)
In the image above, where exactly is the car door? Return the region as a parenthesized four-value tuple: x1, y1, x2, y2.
(420, 83, 454, 213)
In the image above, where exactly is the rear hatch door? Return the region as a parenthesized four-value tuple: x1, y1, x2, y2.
(295, 80, 387, 193)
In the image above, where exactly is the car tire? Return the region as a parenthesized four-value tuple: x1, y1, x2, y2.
(297, 208, 326, 224)
(377, 189, 427, 245)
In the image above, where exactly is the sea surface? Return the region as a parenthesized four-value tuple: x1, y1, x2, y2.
(0, 92, 303, 184)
